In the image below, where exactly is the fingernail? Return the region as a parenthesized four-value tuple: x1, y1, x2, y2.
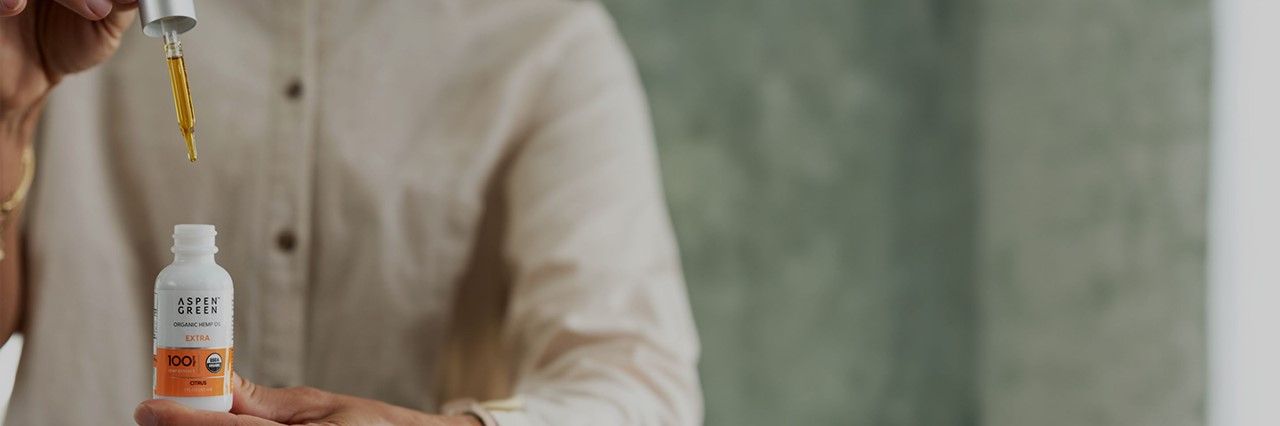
(135, 405, 158, 426)
(1, 0, 21, 11)
(86, 0, 111, 18)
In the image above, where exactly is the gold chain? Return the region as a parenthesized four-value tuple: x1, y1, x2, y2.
(0, 144, 35, 261)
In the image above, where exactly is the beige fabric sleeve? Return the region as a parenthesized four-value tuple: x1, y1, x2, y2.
(490, 3, 702, 425)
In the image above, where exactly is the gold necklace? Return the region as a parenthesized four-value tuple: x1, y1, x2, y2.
(0, 144, 35, 261)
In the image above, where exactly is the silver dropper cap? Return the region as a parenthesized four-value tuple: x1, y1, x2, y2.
(137, 0, 197, 38)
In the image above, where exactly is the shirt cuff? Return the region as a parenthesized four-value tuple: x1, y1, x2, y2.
(443, 396, 531, 426)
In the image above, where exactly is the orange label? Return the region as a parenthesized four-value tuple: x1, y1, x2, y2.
(154, 347, 232, 397)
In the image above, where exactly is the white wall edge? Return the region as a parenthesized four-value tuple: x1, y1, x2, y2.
(1207, 0, 1280, 425)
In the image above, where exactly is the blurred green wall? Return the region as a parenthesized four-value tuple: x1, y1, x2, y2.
(975, 1, 1209, 425)
(601, 0, 1209, 425)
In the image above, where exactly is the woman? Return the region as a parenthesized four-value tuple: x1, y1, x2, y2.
(0, 0, 702, 424)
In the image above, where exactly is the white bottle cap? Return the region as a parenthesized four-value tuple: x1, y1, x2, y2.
(172, 224, 217, 254)
(138, 0, 197, 38)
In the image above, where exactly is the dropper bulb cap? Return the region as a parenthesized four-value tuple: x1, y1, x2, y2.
(138, 0, 197, 38)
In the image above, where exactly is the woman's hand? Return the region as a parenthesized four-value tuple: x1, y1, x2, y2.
(0, 0, 137, 353)
(0, 0, 137, 120)
(133, 373, 482, 426)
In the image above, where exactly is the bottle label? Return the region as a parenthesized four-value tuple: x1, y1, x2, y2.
(153, 290, 233, 398)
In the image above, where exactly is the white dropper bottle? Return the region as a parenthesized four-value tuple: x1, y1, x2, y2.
(152, 224, 234, 412)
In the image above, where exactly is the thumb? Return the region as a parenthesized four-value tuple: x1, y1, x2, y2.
(0, 0, 26, 18)
(232, 373, 337, 423)
(134, 399, 276, 426)
(101, 0, 138, 37)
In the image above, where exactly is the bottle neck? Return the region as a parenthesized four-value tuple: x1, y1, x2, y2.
(173, 251, 215, 264)
(171, 225, 218, 263)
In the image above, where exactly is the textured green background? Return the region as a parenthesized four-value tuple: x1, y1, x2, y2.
(600, 0, 1211, 425)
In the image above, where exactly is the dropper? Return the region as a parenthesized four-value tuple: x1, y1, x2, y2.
(162, 28, 197, 162)
(137, 0, 199, 163)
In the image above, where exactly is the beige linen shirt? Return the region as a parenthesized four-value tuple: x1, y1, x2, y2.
(7, 1, 701, 424)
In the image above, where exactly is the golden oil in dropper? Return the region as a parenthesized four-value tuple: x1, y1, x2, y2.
(163, 30, 197, 163)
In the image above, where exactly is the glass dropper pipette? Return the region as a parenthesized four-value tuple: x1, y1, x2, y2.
(162, 28, 197, 162)
(136, 0, 199, 163)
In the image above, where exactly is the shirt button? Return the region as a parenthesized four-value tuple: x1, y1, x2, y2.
(284, 79, 303, 100)
(275, 230, 297, 252)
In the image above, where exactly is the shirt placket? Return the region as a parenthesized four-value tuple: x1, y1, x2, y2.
(258, 0, 318, 388)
